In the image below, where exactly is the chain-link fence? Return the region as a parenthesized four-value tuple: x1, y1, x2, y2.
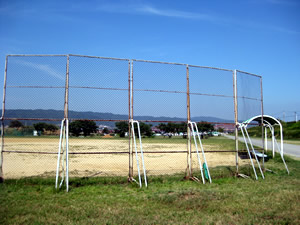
(0, 54, 263, 180)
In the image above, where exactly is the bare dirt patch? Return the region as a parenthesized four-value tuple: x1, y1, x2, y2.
(3, 137, 248, 178)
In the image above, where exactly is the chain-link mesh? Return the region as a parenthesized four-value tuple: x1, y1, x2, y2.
(1, 55, 263, 180)
(236, 70, 262, 122)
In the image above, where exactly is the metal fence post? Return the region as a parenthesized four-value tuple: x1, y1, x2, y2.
(64, 55, 70, 191)
(128, 60, 133, 179)
(0, 56, 8, 182)
(260, 77, 265, 171)
(186, 64, 192, 178)
(233, 69, 239, 175)
(130, 60, 134, 179)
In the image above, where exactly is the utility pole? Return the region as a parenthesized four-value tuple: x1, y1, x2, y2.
(296, 112, 298, 122)
(283, 111, 285, 122)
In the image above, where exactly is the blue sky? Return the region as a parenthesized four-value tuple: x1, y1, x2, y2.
(0, 0, 299, 121)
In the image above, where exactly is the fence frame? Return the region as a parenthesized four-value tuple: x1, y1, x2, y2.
(0, 54, 264, 183)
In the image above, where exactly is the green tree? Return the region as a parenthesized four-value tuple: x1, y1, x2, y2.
(45, 124, 58, 132)
(9, 120, 24, 128)
(33, 122, 48, 132)
(217, 127, 224, 133)
(102, 127, 109, 134)
(115, 121, 153, 137)
(138, 122, 152, 137)
(69, 120, 98, 137)
(158, 122, 187, 135)
(197, 122, 214, 132)
(115, 121, 128, 137)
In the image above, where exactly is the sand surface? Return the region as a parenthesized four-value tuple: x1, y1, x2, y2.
(2, 137, 247, 178)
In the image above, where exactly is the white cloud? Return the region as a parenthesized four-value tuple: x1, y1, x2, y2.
(136, 5, 214, 21)
(15, 60, 65, 81)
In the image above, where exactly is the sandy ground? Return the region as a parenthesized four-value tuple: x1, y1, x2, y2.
(2, 137, 248, 178)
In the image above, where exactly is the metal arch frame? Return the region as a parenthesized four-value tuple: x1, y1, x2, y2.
(241, 115, 289, 174)
(243, 115, 283, 156)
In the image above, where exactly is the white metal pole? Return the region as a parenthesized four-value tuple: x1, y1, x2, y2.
(59, 124, 66, 188)
(131, 121, 142, 188)
(194, 122, 212, 183)
(136, 121, 147, 187)
(264, 126, 268, 152)
(244, 127, 265, 179)
(189, 122, 205, 184)
(271, 126, 275, 158)
(240, 124, 258, 180)
(279, 123, 284, 157)
(66, 119, 69, 192)
(55, 119, 65, 189)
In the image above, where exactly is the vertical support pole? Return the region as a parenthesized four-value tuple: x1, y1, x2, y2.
(189, 122, 205, 183)
(260, 77, 265, 171)
(233, 70, 239, 175)
(240, 125, 258, 180)
(131, 121, 142, 187)
(65, 119, 69, 192)
(130, 60, 134, 178)
(272, 127, 275, 158)
(244, 127, 265, 179)
(64, 55, 70, 192)
(264, 126, 268, 153)
(0, 55, 8, 182)
(136, 121, 147, 187)
(186, 64, 192, 178)
(128, 60, 132, 179)
(56, 119, 65, 189)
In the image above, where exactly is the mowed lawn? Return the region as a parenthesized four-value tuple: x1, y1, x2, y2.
(1, 151, 300, 224)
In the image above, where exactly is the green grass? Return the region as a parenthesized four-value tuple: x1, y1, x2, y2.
(247, 121, 300, 140)
(1, 153, 299, 224)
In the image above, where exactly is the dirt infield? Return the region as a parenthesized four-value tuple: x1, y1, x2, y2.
(2, 137, 248, 178)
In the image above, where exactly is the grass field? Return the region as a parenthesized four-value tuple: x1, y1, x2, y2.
(0, 152, 299, 224)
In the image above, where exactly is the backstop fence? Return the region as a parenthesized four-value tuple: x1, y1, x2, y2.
(0, 54, 263, 181)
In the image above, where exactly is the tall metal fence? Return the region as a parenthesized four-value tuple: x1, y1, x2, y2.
(0, 54, 263, 180)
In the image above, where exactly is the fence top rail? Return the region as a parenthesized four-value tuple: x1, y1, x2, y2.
(132, 59, 233, 72)
(236, 69, 261, 78)
(7, 54, 68, 57)
(69, 54, 130, 61)
(5, 54, 260, 77)
(6, 54, 130, 61)
(133, 59, 186, 66)
(188, 64, 233, 72)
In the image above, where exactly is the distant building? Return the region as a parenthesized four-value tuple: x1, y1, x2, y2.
(151, 127, 161, 133)
(214, 124, 235, 133)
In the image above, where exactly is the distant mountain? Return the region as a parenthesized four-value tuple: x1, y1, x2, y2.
(3, 109, 233, 127)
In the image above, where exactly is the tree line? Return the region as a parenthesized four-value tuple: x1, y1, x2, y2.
(8, 120, 215, 137)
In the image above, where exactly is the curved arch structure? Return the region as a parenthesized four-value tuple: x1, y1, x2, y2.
(239, 115, 289, 175)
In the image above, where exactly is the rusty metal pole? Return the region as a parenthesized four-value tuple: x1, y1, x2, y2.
(64, 55, 70, 192)
(128, 60, 132, 179)
(64, 55, 70, 119)
(233, 70, 239, 176)
(130, 60, 134, 178)
(186, 64, 192, 178)
(0, 56, 8, 182)
(260, 77, 265, 171)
